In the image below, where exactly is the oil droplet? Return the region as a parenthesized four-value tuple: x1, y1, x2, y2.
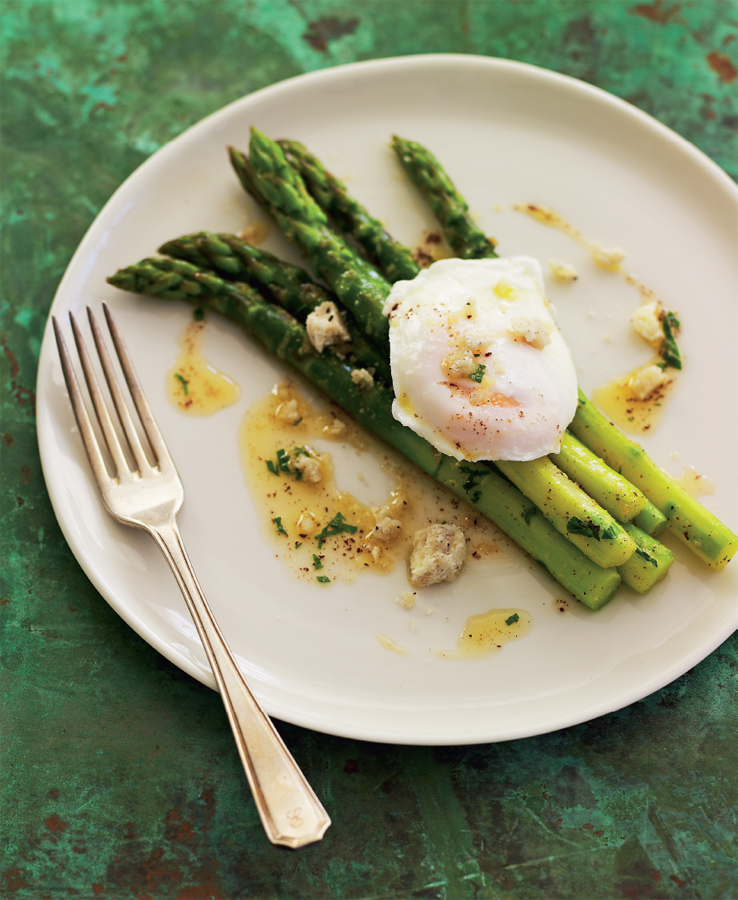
(593, 362, 676, 435)
(376, 633, 410, 656)
(167, 319, 240, 415)
(434, 608, 532, 659)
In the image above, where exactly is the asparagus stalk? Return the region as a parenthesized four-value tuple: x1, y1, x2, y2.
(616, 523, 674, 594)
(550, 432, 648, 522)
(393, 135, 736, 571)
(229, 138, 391, 346)
(158, 232, 392, 384)
(391, 136, 498, 261)
(278, 139, 420, 284)
(632, 501, 667, 537)
(107, 258, 621, 610)
(570, 392, 738, 569)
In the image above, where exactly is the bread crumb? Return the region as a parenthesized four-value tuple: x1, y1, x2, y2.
(306, 301, 351, 353)
(548, 259, 578, 283)
(591, 243, 626, 271)
(373, 514, 403, 541)
(397, 591, 417, 609)
(408, 523, 467, 588)
(509, 316, 552, 350)
(425, 607, 435, 616)
(630, 300, 664, 346)
(292, 453, 322, 484)
(275, 399, 301, 424)
(351, 368, 374, 389)
(628, 364, 669, 400)
(324, 417, 346, 436)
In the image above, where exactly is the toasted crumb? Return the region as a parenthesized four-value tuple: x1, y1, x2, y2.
(442, 348, 478, 378)
(408, 523, 467, 588)
(373, 514, 403, 541)
(275, 399, 301, 424)
(630, 300, 664, 346)
(306, 301, 351, 353)
(297, 512, 318, 535)
(509, 316, 552, 350)
(397, 591, 417, 609)
(324, 417, 346, 436)
(292, 453, 322, 484)
(628, 364, 669, 400)
(351, 368, 374, 389)
(591, 243, 626, 271)
(549, 259, 578, 283)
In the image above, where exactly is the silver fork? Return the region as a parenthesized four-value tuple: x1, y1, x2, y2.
(53, 304, 331, 849)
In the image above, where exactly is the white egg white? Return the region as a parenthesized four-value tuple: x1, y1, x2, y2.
(383, 257, 578, 462)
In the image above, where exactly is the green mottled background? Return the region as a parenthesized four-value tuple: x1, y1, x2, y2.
(2, 1, 737, 898)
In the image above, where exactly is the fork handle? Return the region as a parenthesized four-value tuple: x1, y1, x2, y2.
(150, 520, 331, 848)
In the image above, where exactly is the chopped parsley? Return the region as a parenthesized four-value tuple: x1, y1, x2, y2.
(459, 463, 484, 495)
(505, 613, 520, 626)
(661, 311, 682, 370)
(292, 417, 303, 426)
(316, 575, 331, 583)
(312, 554, 323, 570)
(266, 459, 278, 475)
(295, 542, 302, 549)
(266, 446, 309, 478)
(193, 307, 205, 322)
(567, 518, 619, 541)
(316, 512, 358, 548)
(276, 448, 291, 472)
(273, 517, 287, 536)
(635, 547, 658, 567)
(174, 373, 189, 395)
(523, 507, 537, 525)
(469, 364, 486, 384)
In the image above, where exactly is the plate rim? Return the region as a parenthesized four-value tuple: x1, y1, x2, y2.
(36, 53, 738, 745)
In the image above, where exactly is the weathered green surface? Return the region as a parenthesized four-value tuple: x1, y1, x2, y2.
(2, 1, 736, 897)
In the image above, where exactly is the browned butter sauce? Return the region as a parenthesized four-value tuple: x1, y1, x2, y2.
(238, 382, 508, 585)
(434, 608, 532, 660)
(592, 362, 677, 435)
(166, 319, 240, 415)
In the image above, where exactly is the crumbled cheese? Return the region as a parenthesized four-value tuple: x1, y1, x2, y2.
(324, 417, 346, 436)
(425, 607, 435, 616)
(305, 301, 351, 353)
(275, 399, 301, 424)
(292, 453, 322, 484)
(628, 365, 669, 400)
(548, 259, 578, 283)
(351, 368, 374, 389)
(509, 316, 552, 350)
(442, 348, 478, 378)
(408, 523, 467, 588)
(630, 300, 664, 345)
(397, 591, 417, 609)
(373, 514, 402, 541)
(591, 243, 626, 271)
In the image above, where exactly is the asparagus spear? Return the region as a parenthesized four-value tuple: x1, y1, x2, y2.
(616, 523, 674, 594)
(632, 501, 667, 537)
(391, 136, 498, 261)
(229, 139, 391, 346)
(278, 139, 420, 284)
(550, 432, 648, 523)
(570, 392, 738, 569)
(393, 135, 736, 571)
(107, 258, 621, 610)
(159, 232, 392, 384)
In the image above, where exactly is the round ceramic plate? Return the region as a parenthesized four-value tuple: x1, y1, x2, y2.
(37, 55, 738, 745)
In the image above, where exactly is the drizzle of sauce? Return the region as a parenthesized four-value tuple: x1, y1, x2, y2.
(592, 362, 676, 435)
(376, 634, 410, 656)
(433, 608, 532, 659)
(167, 319, 240, 415)
(513, 204, 625, 271)
(238, 382, 506, 585)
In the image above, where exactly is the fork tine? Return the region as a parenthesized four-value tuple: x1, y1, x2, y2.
(87, 307, 151, 475)
(52, 316, 111, 485)
(102, 303, 173, 470)
(69, 310, 131, 481)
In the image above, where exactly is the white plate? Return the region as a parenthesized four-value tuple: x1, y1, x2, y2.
(37, 55, 738, 745)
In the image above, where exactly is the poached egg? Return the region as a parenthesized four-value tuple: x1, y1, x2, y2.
(383, 257, 578, 462)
